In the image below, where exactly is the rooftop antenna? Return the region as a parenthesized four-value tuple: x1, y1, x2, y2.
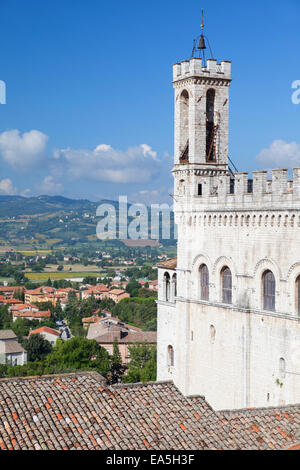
(191, 9, 214, 65)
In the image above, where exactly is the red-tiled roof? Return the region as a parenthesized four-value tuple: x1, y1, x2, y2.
(56, 288, 78, 293)
(0, 286, 18, 292)
(25, 289, 43, 295)
(10, 303, 38, 311)
(0, 372, 299, 450)
(94, 331, 157, 344)
(12, 310, 51, 319)
(1, 299, 23, 305)
(157, 258, 177, 270)
(82, 316, 101, 324)
(29, 326, 60, 337)
(96, 284, 110, 292)
(108, 289, 128, 295)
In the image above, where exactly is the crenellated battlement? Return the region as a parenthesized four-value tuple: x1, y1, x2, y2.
(174, 166, 300, 210)
(173, 58, 231, 82)
(234, 168, 300, 200)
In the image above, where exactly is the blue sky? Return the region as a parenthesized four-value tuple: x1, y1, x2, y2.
(0, 0, 299, 203)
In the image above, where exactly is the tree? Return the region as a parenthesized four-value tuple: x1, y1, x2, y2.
(24, 333, 53, 361)
(45, 337, 110, 377)
(57, 265, 63, 272)
(109, 338, 127, 384)
(138, 287, 156, 298)
(11, 318, 40, 341)
(126, 281, 140, 297)
(112, 298, 157, 331)
(14, 271, 28, 285)
(0, 305, 11, 329)
(124, 343, 157, 383)
(53, 300, 63, 320)
(0, 364, 8, 378)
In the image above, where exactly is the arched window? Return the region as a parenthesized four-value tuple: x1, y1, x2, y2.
(279, 358, 286, 379)
(263, 270, 275, 311)
(167, 345, 174, 367)
(179, 90, 189, 163)
(199, 264, 209, 300)
(164, 272, 170, 302)
(179, 179, 185, 195)
(296, 276, 300, 315)
(221, 267, 232, 304)
(172, 273, 177, 300)
(206, 88, 216, 161)
(210, 325, 216, 343)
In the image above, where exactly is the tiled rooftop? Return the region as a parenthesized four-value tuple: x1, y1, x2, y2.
(94, 331, 157, 344)
(29, 327, 61, 338)
(2, 341, 25, 354)
(157, 258, 177, 270)
(0, 372, 299, 450)
(12, 310, 51, 319)
(0, 330, 17, 340)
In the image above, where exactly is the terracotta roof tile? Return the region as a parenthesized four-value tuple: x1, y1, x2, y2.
(0, 372, 300, 450)
(157, 258, 177, 270)
(29, 326, 60, 337)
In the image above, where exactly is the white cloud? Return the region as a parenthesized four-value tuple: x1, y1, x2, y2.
(140, 144, 157, 160)
(256, 140, 300, 169)
(0, 178, 17, 195)
(37, 176, 63, 195)
(127, 187, 172, 205)
(53, 143, 160, 184)
(0, 129, 48, 169)
(94, 144, 112, 152)
(20, 188, 31, 197)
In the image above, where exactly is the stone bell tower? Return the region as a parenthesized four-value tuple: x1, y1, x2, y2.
(172, 22, 232, 199)
(173, 57, 231, 169)
(158, 17, 300, 412)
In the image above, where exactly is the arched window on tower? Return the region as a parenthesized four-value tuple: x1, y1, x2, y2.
(263, 270, 276, 312)
(179, 90, 189, 163)
(199, 264, 209, 300)
(296, 276, 300, 315)
(221, 267, 232, 304)
(206, 88, 217, 162)
(279, 358, 286, 379)
(163, 272, 171, 302)
(167, 345, 174, 367)
(172, 273, 177, 301)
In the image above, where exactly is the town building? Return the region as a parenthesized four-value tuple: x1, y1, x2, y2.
(29, 326, 61, 345)
(11, 307, 51, 322)
(0, 286, 22, 299)
(105, 289, 130, 303)
(81, 284, 109, 300)
(87, 316, 156, 364)
(157, 27, 300, 411)
(81, 285, 130, 303)
(0, 330, 27, 366)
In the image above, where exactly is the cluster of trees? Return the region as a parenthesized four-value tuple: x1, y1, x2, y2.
(0, 262, 28, 284)
(124, 264, 157, 281)
(0, 335, 156, 385)
(112, 297, 157, 331)
(125, 342, 156, 383)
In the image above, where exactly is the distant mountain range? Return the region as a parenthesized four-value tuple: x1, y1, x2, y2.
(0, 195, 176, 247)
(0, 195, 115, 217)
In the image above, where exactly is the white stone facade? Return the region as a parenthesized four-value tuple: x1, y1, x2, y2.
(157, 53, 300, 411)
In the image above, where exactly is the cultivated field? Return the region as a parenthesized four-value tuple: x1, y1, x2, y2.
(26, 271, 100, 280)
